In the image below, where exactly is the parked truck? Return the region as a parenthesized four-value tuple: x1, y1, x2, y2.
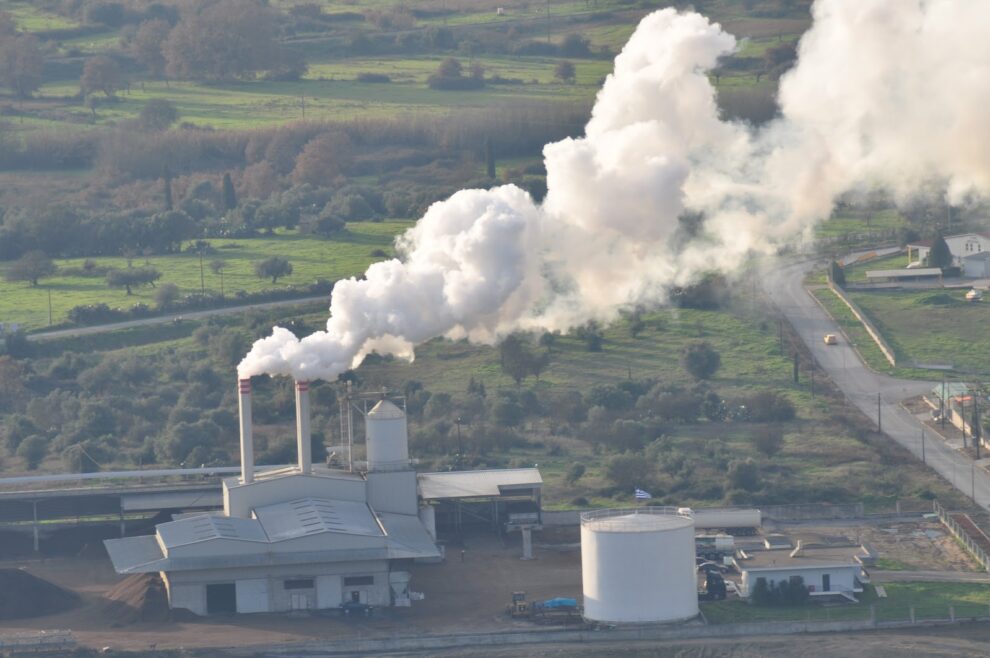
(679, 507, 761, 533)
(695, 533, 735, 561)
(507, 592, 582, 624)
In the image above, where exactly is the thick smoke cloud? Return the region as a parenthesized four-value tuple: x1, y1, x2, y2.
(240, 0, 990, 381)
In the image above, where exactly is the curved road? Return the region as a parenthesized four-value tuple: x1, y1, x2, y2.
(764, 259, 990, 510)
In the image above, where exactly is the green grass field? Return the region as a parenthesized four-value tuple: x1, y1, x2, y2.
(849, 289, 990, 376)
(1, 1, 78, 31)
(0, 221, 411, 331)
(703, 582, 990, 624)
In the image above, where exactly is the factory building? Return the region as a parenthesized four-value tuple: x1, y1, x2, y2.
(105, 378, 542, 616)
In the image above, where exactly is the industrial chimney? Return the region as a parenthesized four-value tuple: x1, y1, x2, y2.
(295, 380, 312, 475)
(238, 378, 254, 484)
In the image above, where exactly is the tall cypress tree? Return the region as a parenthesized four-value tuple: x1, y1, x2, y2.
(929, 233, 953, 269)
(222, 172, 237, 211)
(484, 137, 496, 179)
(162, 164, 173, 211)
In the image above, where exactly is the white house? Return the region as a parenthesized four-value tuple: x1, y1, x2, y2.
(907, 232, 990, 270)
(734, 544, 867, 601)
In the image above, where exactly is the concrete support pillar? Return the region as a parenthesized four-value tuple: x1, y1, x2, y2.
(910, 606, 915, 624)
(119, 504, 125, 538)
(238, 378, 254, 484)
(295, 381, 312, 475)
(521, 526, 534, 560)
(950, 605, 955, 622)
(32, 500, 39, 553)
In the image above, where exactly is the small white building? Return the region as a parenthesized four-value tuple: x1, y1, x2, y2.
(963, 252, 990, 279)
(907, 232, 990, 270)
(734, 545, 867, 601)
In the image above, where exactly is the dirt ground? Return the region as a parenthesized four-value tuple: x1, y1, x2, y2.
(768, 520, 980, 572)
(0, 521, 985, 654)
(0, 527, 584, 652)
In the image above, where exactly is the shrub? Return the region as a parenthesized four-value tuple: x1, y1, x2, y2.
(683, 341, 721, 379)
(739, 391, 796, 422)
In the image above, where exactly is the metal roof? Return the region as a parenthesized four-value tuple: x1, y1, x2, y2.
(379, 512, 442, 559)
(157, 514, 268, 548)
(964, 251, 990, 261)
(367, 399, 405, 419)
(735, 546, 865, 571)
(255, 497, 383, 541)
(104, 535, 169, 574)
(865, 268, 942, 278)
(417, 468, 542, 500)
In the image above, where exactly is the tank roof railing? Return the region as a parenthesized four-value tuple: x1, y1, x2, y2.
(581, 506, 691, 529)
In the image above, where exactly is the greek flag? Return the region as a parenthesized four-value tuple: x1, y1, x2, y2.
(634, 488, 652, 500)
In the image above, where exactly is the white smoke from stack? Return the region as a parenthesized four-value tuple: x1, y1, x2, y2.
(240, 0, 990, 382)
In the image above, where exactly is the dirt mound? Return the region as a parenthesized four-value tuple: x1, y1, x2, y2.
(103, 573, 170, 623)
(0, 568, 79, 619)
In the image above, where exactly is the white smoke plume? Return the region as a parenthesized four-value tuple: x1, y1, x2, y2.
(240, 0, 990, 382)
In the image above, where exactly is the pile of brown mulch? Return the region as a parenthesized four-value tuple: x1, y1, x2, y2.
(103, 573, 170, 623)
(0, 568, 79, 619)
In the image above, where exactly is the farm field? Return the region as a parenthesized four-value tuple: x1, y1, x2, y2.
(0, 0, 814, 137)
(0, 221, 411, 331)
(848, 289, 990, 377)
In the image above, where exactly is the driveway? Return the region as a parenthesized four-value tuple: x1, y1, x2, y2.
(763, 258, 990, 510)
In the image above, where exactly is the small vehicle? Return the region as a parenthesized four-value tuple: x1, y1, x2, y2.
(697, 561, 727, 575)
(698, 572, 727, 601)
(340, 601, 373, 616)
(823, 334, 838, 345)
(966, 289, 983, 302)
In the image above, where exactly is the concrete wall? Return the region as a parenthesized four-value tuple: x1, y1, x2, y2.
(162, 573, 207, 616)
(821, 280, 897, 367)
(164, 559, 391, 614)
(367, 470, 419, 515)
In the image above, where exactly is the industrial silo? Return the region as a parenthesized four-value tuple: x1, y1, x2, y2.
(365, 399, 409, 471)
(581, 508, 698, 623)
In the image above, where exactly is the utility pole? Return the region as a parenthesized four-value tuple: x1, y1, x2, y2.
(455, 416, 463, 467)
(961, 395, 967, 449)
(47, 287, 53, 327)
(972, 463, 976, 502)
(973, 389, 981, 459)
(546, 0, 551, 43)
(198, 249, 205, 295)
(810, 361, 815, 398)
(793, 352, 799, 384)
(922, 427, 926, 464)
(778, 319, 784, 355)
(941, 373, 947, 430)
(877, 393, 882, 433)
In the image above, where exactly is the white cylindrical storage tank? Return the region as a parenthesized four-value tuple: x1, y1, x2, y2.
(365, 399, 409, 471)
(581, 508, 698, 623)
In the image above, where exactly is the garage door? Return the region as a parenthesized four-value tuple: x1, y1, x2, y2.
(236, 578, 270, 614)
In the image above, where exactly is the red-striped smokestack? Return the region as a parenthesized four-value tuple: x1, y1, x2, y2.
(238, 378, 254, 484)
(295, 380, 312, 475)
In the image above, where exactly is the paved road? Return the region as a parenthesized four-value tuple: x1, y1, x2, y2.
(763, 259, 990, 510)
(872, 570, 990, 583)
(26, 295, 328, 342)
